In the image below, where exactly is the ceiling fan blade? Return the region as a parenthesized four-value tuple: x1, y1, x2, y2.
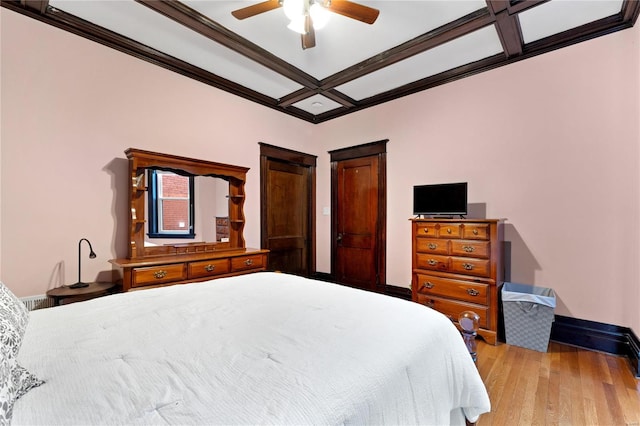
(326, 0, 379, 24)
(231, 0, 281, 20)
(301, 14, 316, 49)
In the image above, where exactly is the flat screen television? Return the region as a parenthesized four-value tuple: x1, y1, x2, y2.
(413, 182, 468, 216)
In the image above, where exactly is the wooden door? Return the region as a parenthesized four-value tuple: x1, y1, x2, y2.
(330, 140, 387, 292)
(260, 143, 316, 276)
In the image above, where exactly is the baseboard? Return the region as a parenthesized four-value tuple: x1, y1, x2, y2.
(311, 272, 335, 283)
(628, 330, 640, 378)
(312, 274, 412, 301)
(550, 315, 639, 378)
(385, 284, 412, 300)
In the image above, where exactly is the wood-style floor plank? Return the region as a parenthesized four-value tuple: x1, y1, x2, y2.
(567, 346, 586, 426)
(476, 341, 640, 425)
(546, 348, 561, 424)
(516, 350, 540, 425)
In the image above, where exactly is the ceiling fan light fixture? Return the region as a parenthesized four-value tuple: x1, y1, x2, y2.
(309, 3, 330, 30)
(283, 0, 305, 21)
(231, 0, 379, 49)
(287, 16, 307, 34)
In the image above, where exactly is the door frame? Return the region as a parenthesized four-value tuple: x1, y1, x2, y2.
(329, 139, 387, 290)
(259, 142, 317, 275)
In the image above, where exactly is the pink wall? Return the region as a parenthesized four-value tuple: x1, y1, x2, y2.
(314, 22, 640, 333)
(1, 8, 638, 333)
(0, 9, 313, 293)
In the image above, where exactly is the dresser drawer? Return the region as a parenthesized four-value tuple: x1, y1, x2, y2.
(437, 223, 462, 238)
(231, 254, 265, 272)
(416, 294, 489, 329)
(450, 240, 490, 259)
(415, 222, 438, 237)
(188, 258, 230, 279)
(462, 223, 489, 240)
(450, 257, 491, 278)
(132, 263, 186, 287)
(415, 274, 489, 305)
(416, 238, 449, 255)
(415, 253, 450, 272)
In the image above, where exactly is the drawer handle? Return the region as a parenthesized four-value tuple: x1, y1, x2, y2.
(467, 288, 480, 296)
(204, 264, 215, 272)
(425, 300, 435, 309)
(447, 228, 452, 234)
(428, 243, 437, 250)
(423, 228, 429, 234)
(463, 245, 475, 253)
(153, 270, 167, 279)
(427, 259, 438, 266)
(244, 259, 254, 266)
(473, 229, 479, 235)
(462, 263, 474, 270)
(422, 281, 434, 289)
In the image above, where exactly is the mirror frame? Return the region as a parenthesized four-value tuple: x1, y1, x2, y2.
(126, 148, 249, 259)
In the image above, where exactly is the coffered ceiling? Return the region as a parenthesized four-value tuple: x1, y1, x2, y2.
(3, 0, 639, 123)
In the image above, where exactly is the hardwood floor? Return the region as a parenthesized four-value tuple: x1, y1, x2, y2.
(475, 341, 640, 425)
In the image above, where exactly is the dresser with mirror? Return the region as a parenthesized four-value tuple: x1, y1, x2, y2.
(110, 148, 268, 291)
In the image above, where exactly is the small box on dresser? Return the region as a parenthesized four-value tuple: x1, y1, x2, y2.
(411, 218, 504, 345)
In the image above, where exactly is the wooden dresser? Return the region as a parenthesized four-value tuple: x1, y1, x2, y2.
(411, 218, 503, 344)
(110, 148, 269, 292)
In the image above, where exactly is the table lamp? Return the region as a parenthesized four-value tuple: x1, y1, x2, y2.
(69, 238, 96, 289)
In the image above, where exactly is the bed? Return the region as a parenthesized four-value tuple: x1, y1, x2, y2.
(4, 272, 490, 425)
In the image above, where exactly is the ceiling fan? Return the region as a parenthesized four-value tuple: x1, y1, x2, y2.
(231, 0, 380, 50)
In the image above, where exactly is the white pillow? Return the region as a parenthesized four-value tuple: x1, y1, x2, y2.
(0, 282, 44, 423)
(0, 282, 29, 359)
(0, 352, 14, 424)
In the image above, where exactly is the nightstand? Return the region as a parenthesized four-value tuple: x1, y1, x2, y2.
(46, 282, 119, 306)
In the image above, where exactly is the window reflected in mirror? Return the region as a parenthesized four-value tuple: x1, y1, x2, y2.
(148, 170, 195, 238)
(144, 171, 229, 247)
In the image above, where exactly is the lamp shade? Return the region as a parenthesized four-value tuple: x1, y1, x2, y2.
(283, 0, 304, 21)
(287, 16, 306, 34)
(309, 3, 330, 29)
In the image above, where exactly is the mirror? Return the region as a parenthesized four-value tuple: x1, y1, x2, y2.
(143, 174, 230, 247)
(125, 148, 249, 260)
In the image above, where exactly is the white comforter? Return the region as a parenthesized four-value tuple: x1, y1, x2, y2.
(14, 272, 490, 425)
